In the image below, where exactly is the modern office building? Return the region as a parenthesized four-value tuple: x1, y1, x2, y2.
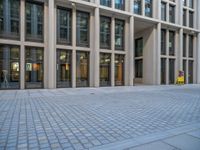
(0, 0, 200, 89)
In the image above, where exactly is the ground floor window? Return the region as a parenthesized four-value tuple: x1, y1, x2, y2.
(100, 53, 111, 86)
(169, 59, 175, 84)
(183, 60, 187, 84)
(76, 51, 89, 87)
(188, 60, 193, 84)
(56, 49, 72, 88)
(161, 58, 166, 84)
(115, 54, 124, 86)
(25, 47, 44, 89)
(135, 59, 143, 78)
(0, 45, 20, 89)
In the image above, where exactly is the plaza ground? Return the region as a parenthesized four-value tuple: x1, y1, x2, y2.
(0, 85, 200, 150)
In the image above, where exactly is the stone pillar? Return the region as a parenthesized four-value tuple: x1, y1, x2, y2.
(94, 7, 99, 87)
(3, 0, 11, 33)
(178, 29, 183, 71)
(197, 33, 200, 84)
(111, 17, 115, 86)
(47, 0, 55, 88)
(72, 4, 76, 88)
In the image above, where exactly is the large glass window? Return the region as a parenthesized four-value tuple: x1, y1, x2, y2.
(135, 59, 143, 78)
(183, 9, 187, 26)
(135, 38, 143, 57)
(183, 33, 187, 57)
(161, 58, 166, 84)
(188, 35, 193, 58)
(100, 16, 111, 49)
(189, 11, 193, 28)
(25, 1, 44, 42)
(57, 49, 72, 88)
(25, 47, 43, 89)
(188, 0, 193, 8)
(57, 7, 72, 45)
(183, 60, 187, 84)
(188, 60, 193, 83)
(115, 19, 124, 50)
(161, 29, 166, 55)
(115, 0, 125, 10)
(169, 59, 175, 84)
(100, 53, 111, 86)
(76, 11, 90, 47)
(169, 5, 175, 23)
(115, 55, 124, 86)
(169, 31, 175, 56)
(161, 2, 166, 21)
(76, 51, 89, 87)
(145, 0, 152, 17)
(100, 0, 111, 7)
(0, 0, 20, 39)
(0, 45, 20, 89)
(183, 0, 186, 6)
(134, 0, 142, 15)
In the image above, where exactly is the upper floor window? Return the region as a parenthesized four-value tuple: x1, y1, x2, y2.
(188, 0, 193, 8)
(169, 5, 175, 23)
(188, 35, 193, 58)
(183, 0, 186, 6)
(135, 38, 143, 57)
(161, 29, 166, 55)
(169, 31, 175, 56)
(183, 9, 187, 26)
(145, 0, 152, 17)
(134, 0, 142, 15)
(100, 0, 111, 7)
(115, 0, 125, 10)
(0, 0, 20, 39)
(161, 2, 166, 21)
(183, 33, 186, 57)
(76, 11, 90, 47)
(115, 19, 124, 50)
(189, 11, 193, 28)
(57, 7, 72, 45)
(25, 1, 44, 42)
(100, 16, 111, 49)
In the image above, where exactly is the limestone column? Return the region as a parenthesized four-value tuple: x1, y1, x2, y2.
(72, 4, 76, 88)
(178, 29, 183, 71)
(197, 33, 200, 84)
(111, 17, 115, 86)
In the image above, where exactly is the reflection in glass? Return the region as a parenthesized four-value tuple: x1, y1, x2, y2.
(134, 0, 142, 15)
(100, 16, 111, 49)
(57, 49, 72, 88)
(115, 0, 125, 10)
(115, 55, 124, 86)
(25, 47, 43, 89)
(100, 53, 111, 86)
(76, 51, 89, 87)
(145, 0, 152, 17)
(169, 31, 175, 56)
(100, 0, 111, 7)
(115, 19, 124, 50)
(0, 45, 20, 89)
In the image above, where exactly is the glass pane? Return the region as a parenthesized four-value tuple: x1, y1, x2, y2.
(169, 31, 175, 56)
(115, 19, 124, 50)
(188, 60, 193, 83)
(183, 9, 187, 26)
(134, 0, 142, 15)
(76, 51, 89, 87)
(161, 2, 166, 21)
(189, 11, 193, 28)
(25, 47, 44, 89)
(169, 59, 175, 84)
(145, 0, 152, 17)
(188, 35, 193, 58)
(100, 53, 111, 86)
(135, 59, 143, 78)
(0, 45, 20, 89)
(115, 55, 124, 86)
(25, 1, 44, 42)
(161, 29, 166, 55)
(100, 16, 111, 49)
(183, 34, 186, 57)
(161, 58, 166, 84)
(57, 7, 72, 45)
(76, 11, 89, 47)
(57, 49, 72, 88)
(0, 0, 20, 39)
(100, 0, 111, 7)
(135, 38, 143, 57)
(183, 60, 187, 84)
(169, 5, 175, 23)
(115, 0, 125, 10)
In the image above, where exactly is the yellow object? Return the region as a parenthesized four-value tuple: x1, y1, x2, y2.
(176, 76, 184, 85)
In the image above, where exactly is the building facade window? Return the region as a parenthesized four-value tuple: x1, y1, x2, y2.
(25, 47, 44, 89)
(188, 60, 193, 83)
(0, 0, 20, 39)
(100, 53, 111, 86)
(183, 9, 187, 26)
(100, 16, 111, 49)
(188, 35, 193, 58)
(145, 0, 152, 17)
(135, 59, 143, 78)
(183, 60, 187, 83)
(115, 0, 125, 10)
(135, 38, 143, 57)
(189, 11, 193, 28)
(169, 5, 175, 23)
(76, 11, 90, 47)
(169, 59, 175, 84)
(100, 0, 111, 7)
(183, 33, 187, 57)
(115, 19, 124, 50)
(76, 51, 89, 87)
(56, 49, 72, 88)
(161, 2, 166, 21)
(0, 45, 20, 89)
(25, 1, 44, 42)
(57, 7, 72, 45)
(134, 0, 142, 15)
(169, 31, 175, 56)
(161, 29, 166, 55)
(161, 58, 166, 84)
(188, 0, 193, 8)
(115, 54, 124, 86)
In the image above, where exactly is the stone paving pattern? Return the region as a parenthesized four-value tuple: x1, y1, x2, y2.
(0, 85, 200, 150)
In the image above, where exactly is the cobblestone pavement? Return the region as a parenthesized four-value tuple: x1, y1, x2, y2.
(0, 85, 200, 150)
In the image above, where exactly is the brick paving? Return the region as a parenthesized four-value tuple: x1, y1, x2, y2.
(0, 85, 200, 150)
